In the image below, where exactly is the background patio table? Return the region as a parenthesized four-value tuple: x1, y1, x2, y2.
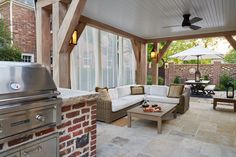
(185, 80, 210, 95)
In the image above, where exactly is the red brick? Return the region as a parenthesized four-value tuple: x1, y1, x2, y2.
(73, 116, 85, 124)
(91, 115, 96, 120)
(91, 150, 96, 156)
(59, 135, 71, 143)
(91, 134, 96, 140)
(91, 140, 96, 146)
(35, 128, 55, 137)
(67, 139, 74, 147)
(91, 105, 97, 110)
(60, 148, 71, 157)
(91, 120, 96, 125)
(68, 151, 81, 157)
(91, 145, 96, 151)
(73, 130, 83, 137)
(68, 124, 81, 132)
(62, 105, 71, 112)
(91, 110, 96, 115)
(57, 121, 72, 129)
(82, 108, 90, 114)
(83, 121, 89, 127)
(91, 125, 96, 131)
(72, 103, 85, 109)
(66, 111, 80, 119)
(91, 129, 96, 135)
(84, 127, 91, 133)
(59, 143, 66, 150)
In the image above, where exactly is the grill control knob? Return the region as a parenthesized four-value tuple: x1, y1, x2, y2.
(35, 115, 46, 122)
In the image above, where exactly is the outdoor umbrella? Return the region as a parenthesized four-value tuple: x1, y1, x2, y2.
(169, 46, 224, 81)
(169, 45, 224, 68)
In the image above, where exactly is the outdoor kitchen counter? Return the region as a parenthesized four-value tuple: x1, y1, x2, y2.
(57, 88, 98, 157)
(58, 88, 98, 104)
(0, 88, 98, 157)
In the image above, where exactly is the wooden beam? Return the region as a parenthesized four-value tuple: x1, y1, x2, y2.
(80, 16, 146, 43)
(158, 41, 172, 62)
(151, 42, 158, 85)
(147, 30, 236, 43)
(36, 0, 70, 8)
(57, 0, 87, 54)
(225, 35, 236, 50)
(36, 7, 51, 72)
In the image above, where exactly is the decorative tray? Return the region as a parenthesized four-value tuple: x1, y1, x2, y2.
(142, 104, 162, 112)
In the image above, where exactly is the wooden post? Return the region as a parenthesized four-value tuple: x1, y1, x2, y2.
(36, 7, 51, 72)
(151, 42, 159, 85)
(131, 40, 147, 84)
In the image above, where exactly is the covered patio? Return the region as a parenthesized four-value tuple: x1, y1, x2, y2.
(34, 0, 236, 157)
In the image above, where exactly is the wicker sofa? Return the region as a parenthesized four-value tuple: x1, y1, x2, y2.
(97, 85, 190, 123)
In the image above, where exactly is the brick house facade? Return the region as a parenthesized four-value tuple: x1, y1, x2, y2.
(0, 0, 36, 62)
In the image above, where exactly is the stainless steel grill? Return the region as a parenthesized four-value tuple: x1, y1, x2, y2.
(0, 61, 62, 142)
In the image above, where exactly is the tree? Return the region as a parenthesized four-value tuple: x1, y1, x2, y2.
(0, 19, 22, 61)
(224, 49, 236, 63)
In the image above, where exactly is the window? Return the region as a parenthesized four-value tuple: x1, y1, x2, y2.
(70, 26, 136, 91)
(21, 53, 34, 62)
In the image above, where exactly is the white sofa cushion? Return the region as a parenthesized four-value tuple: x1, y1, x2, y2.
(112, 95, 144, 112)
(144, 85, 151, 94)
(146, 95, 179, 104)
(117, 85, 131, 98)
(150, 85, 169, 97)
(108, 88, 118, 100)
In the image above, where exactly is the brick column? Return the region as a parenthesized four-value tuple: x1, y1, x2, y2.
(166, 62, 175, 85)
(212, 61, 221, 85)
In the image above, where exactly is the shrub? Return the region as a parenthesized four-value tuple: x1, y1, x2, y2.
(158, 77, 164, 85)
(0, 46, 22, 61)
(147, 75, 152, 85)
(216, 73, 236, 91)
(173, 76, 181, 84)
(203, 75, 209, 80)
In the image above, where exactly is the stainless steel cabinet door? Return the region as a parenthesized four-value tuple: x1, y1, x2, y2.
(21, 137, 57, 157)
(4, 152, 20, 157)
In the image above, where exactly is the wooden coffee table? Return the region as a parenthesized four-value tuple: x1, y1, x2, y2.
(213, 96, 236, 112)
(127, 103, 177, 134)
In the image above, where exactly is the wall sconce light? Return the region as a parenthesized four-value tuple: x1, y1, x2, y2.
(150, 48, 158, 60)
(70, 30, 78, 45)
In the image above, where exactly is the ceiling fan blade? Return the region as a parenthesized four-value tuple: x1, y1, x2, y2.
(162, 25, 181, 28)
(190, 17, 203, 24)
(190, 25, 201, 30)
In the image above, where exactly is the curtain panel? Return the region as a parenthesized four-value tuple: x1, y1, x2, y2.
(71, 26, 136, 91)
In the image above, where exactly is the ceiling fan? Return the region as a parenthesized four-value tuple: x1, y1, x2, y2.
(162, 14, 203, 30)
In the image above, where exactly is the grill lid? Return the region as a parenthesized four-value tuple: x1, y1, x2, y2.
(0, 61, 58, 104)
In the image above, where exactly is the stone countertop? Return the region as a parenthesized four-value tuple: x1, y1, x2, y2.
(58, 88, 98, 106)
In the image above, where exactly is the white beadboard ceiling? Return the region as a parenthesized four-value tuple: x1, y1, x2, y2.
(82, 0, 236, 39)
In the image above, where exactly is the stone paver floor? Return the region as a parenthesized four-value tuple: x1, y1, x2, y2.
(97, 95, 236, 157)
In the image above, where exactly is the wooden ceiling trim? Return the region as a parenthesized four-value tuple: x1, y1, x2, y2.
(146, 30, 236, 42)
(79, 16, 146, 43)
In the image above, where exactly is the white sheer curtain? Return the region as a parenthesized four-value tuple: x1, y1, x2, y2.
(120, 37, 136, 85)
(70, 27, 136, 91)
(100, 31, 118, 88)
(70, 26, 99, 91)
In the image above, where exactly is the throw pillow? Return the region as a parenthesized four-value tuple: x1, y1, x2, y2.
(98, 89, 111, 101)
(108, 88, 119, 100)
(130, 86, 145, 95)
(167, 84, 184, 98)
(95, 87, 108, 92)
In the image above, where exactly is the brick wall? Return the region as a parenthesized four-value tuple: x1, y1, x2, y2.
(12, 3, 36, 54)
(0, 98, 97, 157)
(0, 2, 10, 26)
(165, 62, 236, 85)
(0, 1, 36, 55)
